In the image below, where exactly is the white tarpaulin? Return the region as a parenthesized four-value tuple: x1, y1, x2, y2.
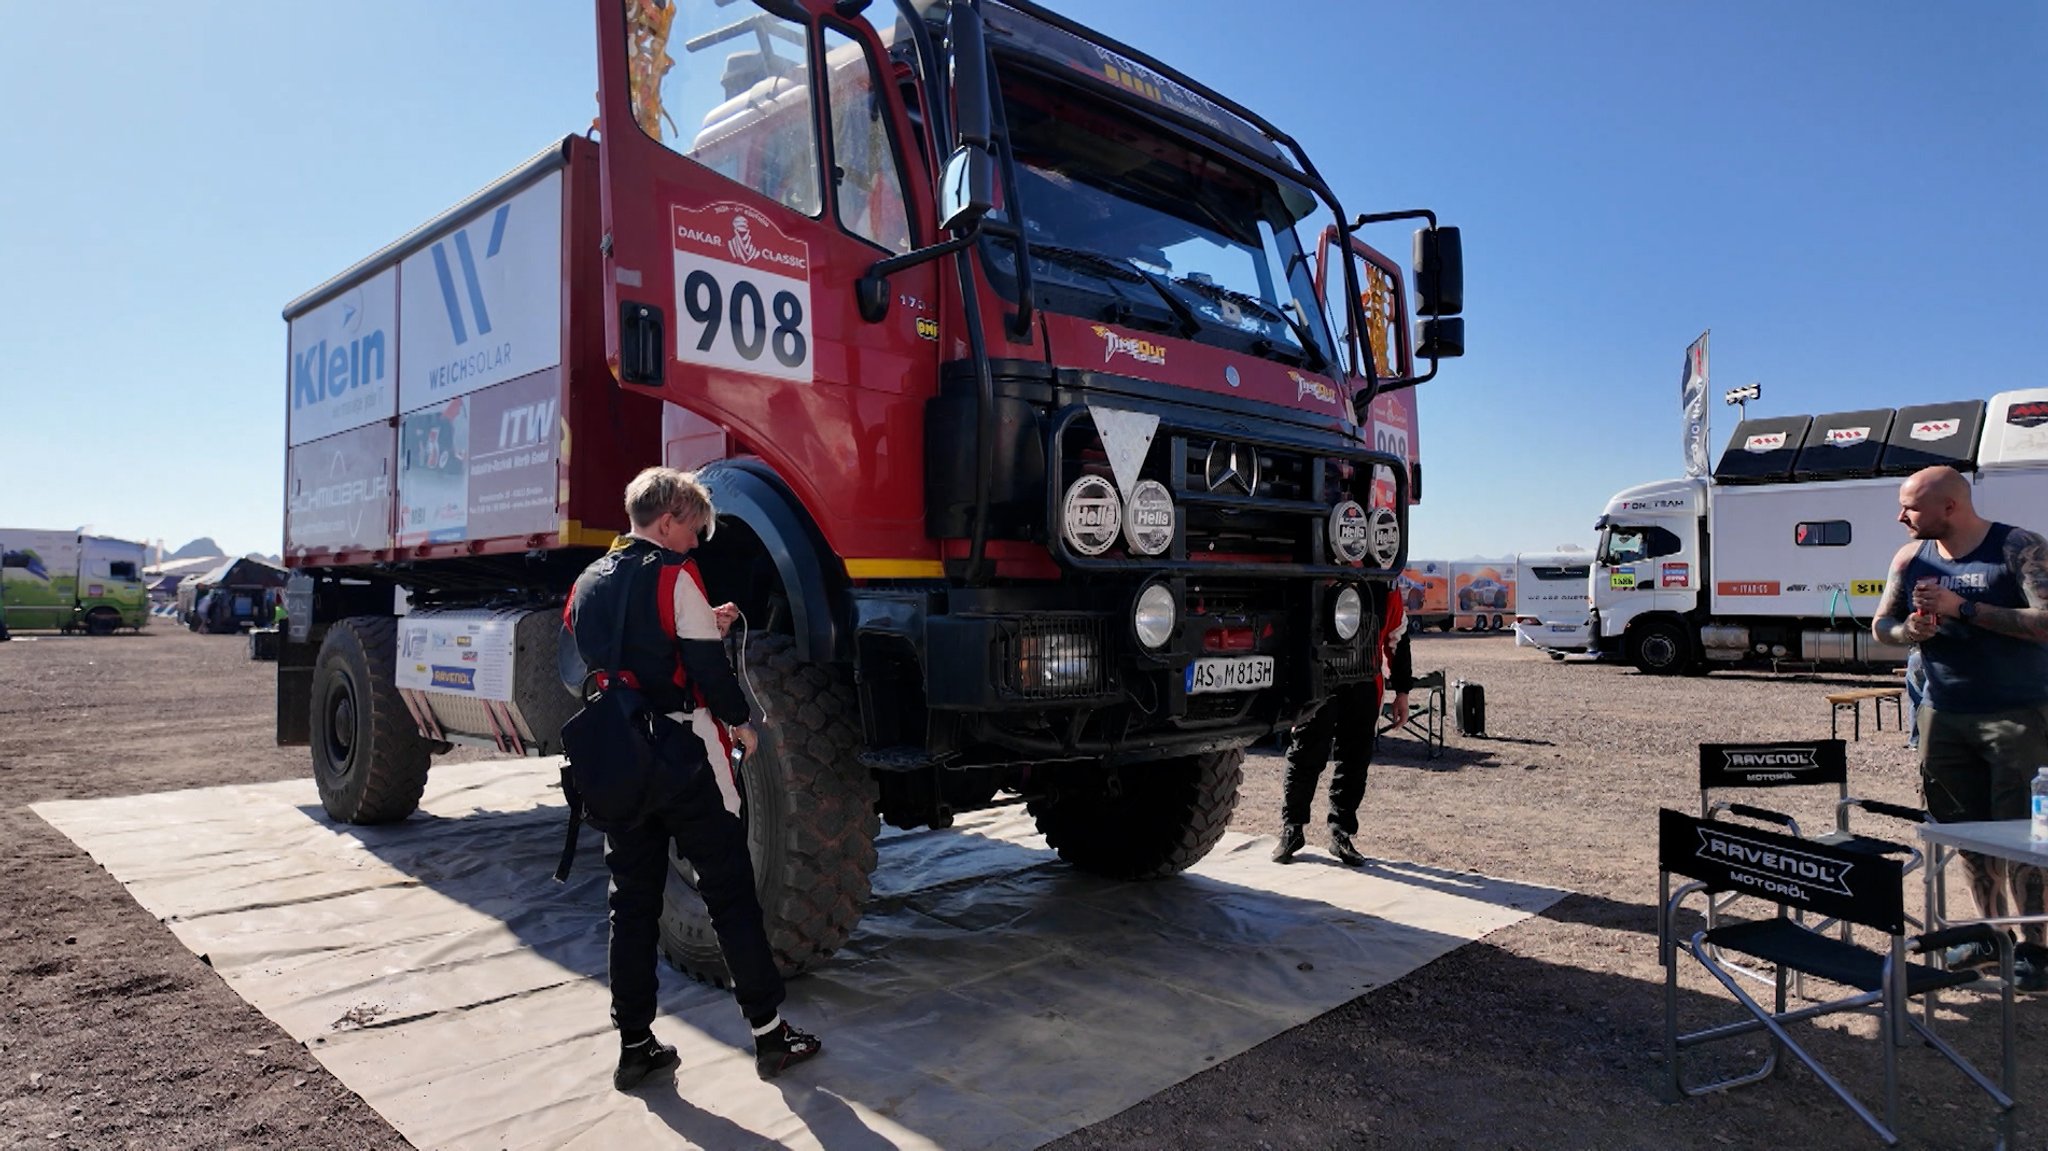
(35, 759, 1562, 1150)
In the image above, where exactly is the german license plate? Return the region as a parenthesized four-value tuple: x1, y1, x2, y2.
(1186, 656, 1275, 695)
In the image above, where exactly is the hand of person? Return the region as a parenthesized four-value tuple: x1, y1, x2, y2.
(732, 722, 760, 760)
(1910, 578, 1963, 620)
(1388, 691, 1410, 723)
(713, 602, 739, 637)
(1900, 609, 1940, 643)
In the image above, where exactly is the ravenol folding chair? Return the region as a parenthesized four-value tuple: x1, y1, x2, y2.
(1378, 668, 1446, 758)
(1660, 808, 2015, 1146)
(1698, 740, 1928, 982)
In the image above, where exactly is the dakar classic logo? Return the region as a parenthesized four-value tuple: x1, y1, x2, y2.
(1289, 371, 1338, 406)
(725, 213, 806, 272)
(1091, 325, 1166, 367)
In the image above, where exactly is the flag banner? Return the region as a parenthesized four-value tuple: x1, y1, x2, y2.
(1681, 331, 1711, 477)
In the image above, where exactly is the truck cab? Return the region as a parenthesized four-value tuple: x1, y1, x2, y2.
(1589, 477, 1704, 672)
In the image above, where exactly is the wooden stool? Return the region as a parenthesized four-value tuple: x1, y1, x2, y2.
(1826, 688, 1903, 741)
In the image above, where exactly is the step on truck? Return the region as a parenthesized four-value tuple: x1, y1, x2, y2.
(1589, 388, 2048, 673)
(276, 0, 1464, 979)
(0, 529, 149, 639)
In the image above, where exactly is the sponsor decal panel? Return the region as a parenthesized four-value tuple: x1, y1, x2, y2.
(1288, 370, 1339, 407)
(1851, 579, 1887, 597)
(289, 269, 398, 446)
(1717, 580, 1780, 596)
(2008, 401, 2048, 429)
(1661, 562, 1689, 588)
(671, 201, 813, 384)
(1909, 419, 1959, 442)
(285, 421, 396, 554)
(1090, 324, 1167, 367)
(395, 612, 520, 701)
(1825, 426, 1870, 447)
(398, 171, 564, 410)
(1743, 432, 1786, 454)
(1609, 568, 1637, 590)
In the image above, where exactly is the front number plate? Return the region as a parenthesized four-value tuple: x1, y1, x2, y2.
(1186, 655, 1275, 695)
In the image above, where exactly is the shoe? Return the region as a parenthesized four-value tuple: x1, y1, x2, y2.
(1272, 824, 1305, 863)
(2017, 943, 2048, 993)
(1328, 828, 1366, 867)
(755, 1020, 822, 1080)
(614, 1035, 681, 1091)
(1942, 935, 2007, 972)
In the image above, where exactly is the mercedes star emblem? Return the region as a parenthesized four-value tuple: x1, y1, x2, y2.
(1204, 441, 1261, 497)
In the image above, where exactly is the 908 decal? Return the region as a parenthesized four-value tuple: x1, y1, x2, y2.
(670, 202, 813, 384)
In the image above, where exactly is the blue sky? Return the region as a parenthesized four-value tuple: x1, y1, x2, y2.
(2, 1, 2041, 560)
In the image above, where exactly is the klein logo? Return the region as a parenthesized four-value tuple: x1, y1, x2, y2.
(430, 203, 510, 346)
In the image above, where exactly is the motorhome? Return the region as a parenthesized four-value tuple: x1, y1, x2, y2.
(1512, 550, 1593, 657)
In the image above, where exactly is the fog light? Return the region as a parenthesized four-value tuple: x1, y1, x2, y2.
(1133, 583, 1177, 649)
(1018, 632, 1101, 692)
(1123, 479, 1175, 556)
(1328, 500, 1369, 563)
(1333, 586, 1363, 640)
(1062, 475, 1122, 556)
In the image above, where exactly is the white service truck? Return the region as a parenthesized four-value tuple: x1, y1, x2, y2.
(1512, 550, 1593, 657)
(1589, 388, 2048, 674)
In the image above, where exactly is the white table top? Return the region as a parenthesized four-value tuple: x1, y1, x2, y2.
(1918, 819, 2048, 865)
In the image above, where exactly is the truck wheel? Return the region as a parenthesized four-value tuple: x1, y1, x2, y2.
(1629, 620, 1691, 676)
(310, 617, 430, 823)
(1027, 748, 1242, 880)
(1437, 618, 1454, 633)
(1490, 614, 1505, 631)
(84, 608, 119, 636)
(659, 633, 879, 981)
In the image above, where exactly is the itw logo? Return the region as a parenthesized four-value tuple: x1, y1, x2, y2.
(431, 204, 511, 344)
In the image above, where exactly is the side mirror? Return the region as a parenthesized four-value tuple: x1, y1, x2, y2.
(938, 145, 995, 233)
(949, 0, 992, 148)
(1410, 461, 1423, 502)
(1413, 226, 1463, 317)
(1417, 316, 1464, 360)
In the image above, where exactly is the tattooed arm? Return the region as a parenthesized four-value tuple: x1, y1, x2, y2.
(1873, 543, 1936, 646)
(1967, 527, 2048, 644)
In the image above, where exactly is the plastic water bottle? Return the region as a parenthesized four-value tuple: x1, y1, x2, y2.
(2034, 767, 2048, 843)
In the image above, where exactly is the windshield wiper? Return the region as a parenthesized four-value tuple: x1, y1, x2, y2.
(1169, 277, 1330, 371)
(1029, 243, 1201, 338)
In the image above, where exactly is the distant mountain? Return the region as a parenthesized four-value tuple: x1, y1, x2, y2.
(170, 537, 223, 560)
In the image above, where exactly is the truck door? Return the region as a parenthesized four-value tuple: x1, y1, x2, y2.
(1314, 227, 1417, 508)
(594, 0, 939, 560)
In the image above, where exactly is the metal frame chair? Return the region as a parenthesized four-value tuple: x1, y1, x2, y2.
(1378, 668, 1446, 758)
(1660, 808, 2015, 1146)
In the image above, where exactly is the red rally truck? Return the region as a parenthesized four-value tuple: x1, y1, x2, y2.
(277, 0, 1464, 979)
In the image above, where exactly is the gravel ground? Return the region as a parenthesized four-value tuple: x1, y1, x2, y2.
(2, 626, 2039, 1149)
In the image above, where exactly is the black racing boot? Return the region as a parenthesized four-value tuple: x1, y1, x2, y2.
(1328, 827, 1366, 867)
(614, 1034, 680, 1091)
(755, 1019, 823, 1080)
(1272, 824, 1306, 863)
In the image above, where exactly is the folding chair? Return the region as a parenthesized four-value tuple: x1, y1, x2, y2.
(1698, 741, 1928, 985)
(1660, 808, 2015, 1146)
(1378, 668, 1445, 758)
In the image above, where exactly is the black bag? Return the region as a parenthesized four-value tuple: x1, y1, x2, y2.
(1453, 679, 1486, 737)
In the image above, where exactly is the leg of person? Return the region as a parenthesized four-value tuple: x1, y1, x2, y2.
(1324, 679, 1381, 866)
(1920, 705, 2010, 969)
(603, 818, 683, 1090)
(1277, 702, 1337, 862)
(1980, 702, 2048, 987)
(658, 770, 821, 1077)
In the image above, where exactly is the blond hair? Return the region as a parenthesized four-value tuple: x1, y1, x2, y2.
(624, 467, 715, 530)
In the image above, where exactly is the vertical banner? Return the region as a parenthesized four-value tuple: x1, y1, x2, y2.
(1681, 330, 1711, 477)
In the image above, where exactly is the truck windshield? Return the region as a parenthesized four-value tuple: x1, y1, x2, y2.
(987, 68, 1336, 368)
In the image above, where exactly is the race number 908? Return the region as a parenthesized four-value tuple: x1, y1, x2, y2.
(672, 255, 813, 383)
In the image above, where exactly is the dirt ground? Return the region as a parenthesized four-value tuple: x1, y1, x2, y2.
(2, 626, 2040, 1149)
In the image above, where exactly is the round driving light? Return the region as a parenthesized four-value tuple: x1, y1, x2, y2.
(1367, 506, 1402, 568)
(1328, 499, 1370, 563)
(1062, 475, 1122, 556)
(1133, 583, 1177, 649)
(1123, 479, 1175, 556)
(1333, 585, 1363, 641)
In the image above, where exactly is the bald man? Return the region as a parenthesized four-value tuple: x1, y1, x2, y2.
(1874, 465, 2048, 990)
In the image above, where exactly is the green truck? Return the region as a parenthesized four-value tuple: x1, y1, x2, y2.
(0, 529, 150, 638)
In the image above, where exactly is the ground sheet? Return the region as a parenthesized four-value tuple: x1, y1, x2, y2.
(35, 758, 1561, 1149)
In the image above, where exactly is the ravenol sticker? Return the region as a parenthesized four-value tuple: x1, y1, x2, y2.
(1825, 426, 1870, 447)
(1851, 579, 1886, 597)
(430, 666, 477, 691)
(1909, 419, 1960, 442)
(1743, 432, 1787, 453)
(1609, 569, 1637, 590)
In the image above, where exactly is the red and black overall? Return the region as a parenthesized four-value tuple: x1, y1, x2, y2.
(565, 535, 782, 1033)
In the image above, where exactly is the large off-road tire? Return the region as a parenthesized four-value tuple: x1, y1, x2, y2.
(1629, 619, 1691, 676)
(310, 617, 430, 823)
(1027, 748, 1243, 880)
(659, 634, 880, 981)
(84, 608, 119, 636)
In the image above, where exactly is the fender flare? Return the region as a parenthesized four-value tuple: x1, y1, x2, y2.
(699, 461, 848, 664)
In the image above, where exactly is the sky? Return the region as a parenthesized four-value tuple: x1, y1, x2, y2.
(1, 1, 2042, 561)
